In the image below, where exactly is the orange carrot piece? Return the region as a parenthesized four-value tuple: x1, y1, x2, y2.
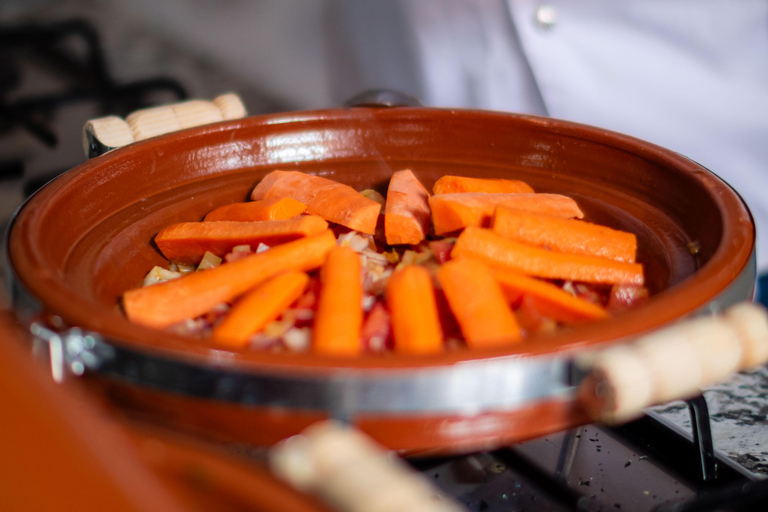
(313, 245, 364, 356)
(452, 227, 644, 285)
(123, 230, 336, 329)
(429, 193, 583, 235)
(492, 206, 637, 263)
(204, 198, 307, 222)
(385, 265, 444, 355)
(212, 271, 310, 348)
(492, 269, 609, 323)
(385, 169, 431, 245)
(155, 216, 329, 264)
(251, 170, 382, 234)
(436, 258, 522, 348)
(433, 175, 534, 195)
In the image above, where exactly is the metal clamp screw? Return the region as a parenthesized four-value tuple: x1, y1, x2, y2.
(29, 322, 115, 382)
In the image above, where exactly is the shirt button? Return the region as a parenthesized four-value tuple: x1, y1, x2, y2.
(534, 5, 558, 30)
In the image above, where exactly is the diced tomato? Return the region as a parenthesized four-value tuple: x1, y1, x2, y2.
(607, 284, 649, 312)
(428, 240, 454, 264)
(293, 276, 322, 310)
(360, 303, 392, 352)
(434, 288, 462, 340)
(204, 303, 230, 324)
(514, 295, 557, 336)
(515, 295, 543, 333)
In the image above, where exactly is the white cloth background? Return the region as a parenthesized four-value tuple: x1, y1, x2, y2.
(109, 0, 768, 270)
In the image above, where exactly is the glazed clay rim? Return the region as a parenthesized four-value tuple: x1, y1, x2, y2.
(8, 108, 755, 373)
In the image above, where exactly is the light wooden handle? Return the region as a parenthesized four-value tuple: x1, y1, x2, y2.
(577, 301, 768, 424)
(82, 93, 247, 156)
(270, 421, 466, 512)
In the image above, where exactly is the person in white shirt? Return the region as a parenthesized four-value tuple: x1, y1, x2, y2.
(103, 0, 768, 286)
(326, 0, 768, 281)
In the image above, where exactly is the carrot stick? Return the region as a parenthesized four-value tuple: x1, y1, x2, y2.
(123, 230, 336, 329)
(436, 258, 522, 348)
(385, 169, 431, 245)
(492, 269, 609, 323)
(492, 206, 637, 263)
(452, 227, 644, 285)
(204, 198, 307, 222)
(155, 216, 328, 264)
(385, 265, 444, 354)
(251, 170, 382, 234)
(433, 175, 534, 195)
(212, 271, 310, 348)
(313, 245, 364, 356)
(429, 193, 583, 235)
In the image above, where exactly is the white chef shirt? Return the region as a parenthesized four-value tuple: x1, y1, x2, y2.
(327, 0, 768, 272)
(104, 0, 768, 271)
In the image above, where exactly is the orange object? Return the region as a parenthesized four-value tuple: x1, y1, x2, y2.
(429, 193, 583, 235)
(492, 206, 637, 263)
(0, 313, 190, 512)
(384, 169, 431, 245)
(433, 175, 534, 195)
(493, 269, 609, 323)
(155, 216, 329, 264)
(123, 230, 336, 329)
(385, 265, 444, 355)
(436, 258, 522, 348)
(313, 245, 364, 356)
(212, 271, 310, 348)
(453, 227, 644, 286)
(204, 198, 308, 222)
(251, 170, 382, 234)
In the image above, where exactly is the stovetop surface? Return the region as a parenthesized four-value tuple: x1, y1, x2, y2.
(414, 412, 766, 511)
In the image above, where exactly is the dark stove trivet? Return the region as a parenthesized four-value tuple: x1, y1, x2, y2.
(0, 19, 188, 139)
(410, 395, 767, 511)
(0, 19, 187, 185)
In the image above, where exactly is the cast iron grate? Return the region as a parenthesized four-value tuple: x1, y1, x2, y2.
(411, 395, 768, 512)
(0, 18, 187, 185)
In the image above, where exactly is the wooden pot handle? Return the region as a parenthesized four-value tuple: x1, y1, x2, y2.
(576, 301, 768, 424)
(82, 93, 247, 157)
(270, 421, 466, 512)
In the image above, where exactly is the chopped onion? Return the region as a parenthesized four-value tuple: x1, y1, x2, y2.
(283, 327, 311, 352)
(362, 294, 376, 312)
(197, 251, 222, 270)
(360, 189, 386, 207)
(225, 244, 253, 263)
(361, 248, 388, 266)
(396, 249, 433, 270)
(169, 262, 195, 275)
(365, 268, 392, 296)
(562, 281, 577, 297)
(249, 333, 280, 351)
(143, 266, 181, 287)
(337, 231, 371, 252)
(167, 318, 207, 336)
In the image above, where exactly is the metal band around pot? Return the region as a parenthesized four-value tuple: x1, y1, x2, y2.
(6, 245, 755, 418)
(24, 315, 574, 416)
